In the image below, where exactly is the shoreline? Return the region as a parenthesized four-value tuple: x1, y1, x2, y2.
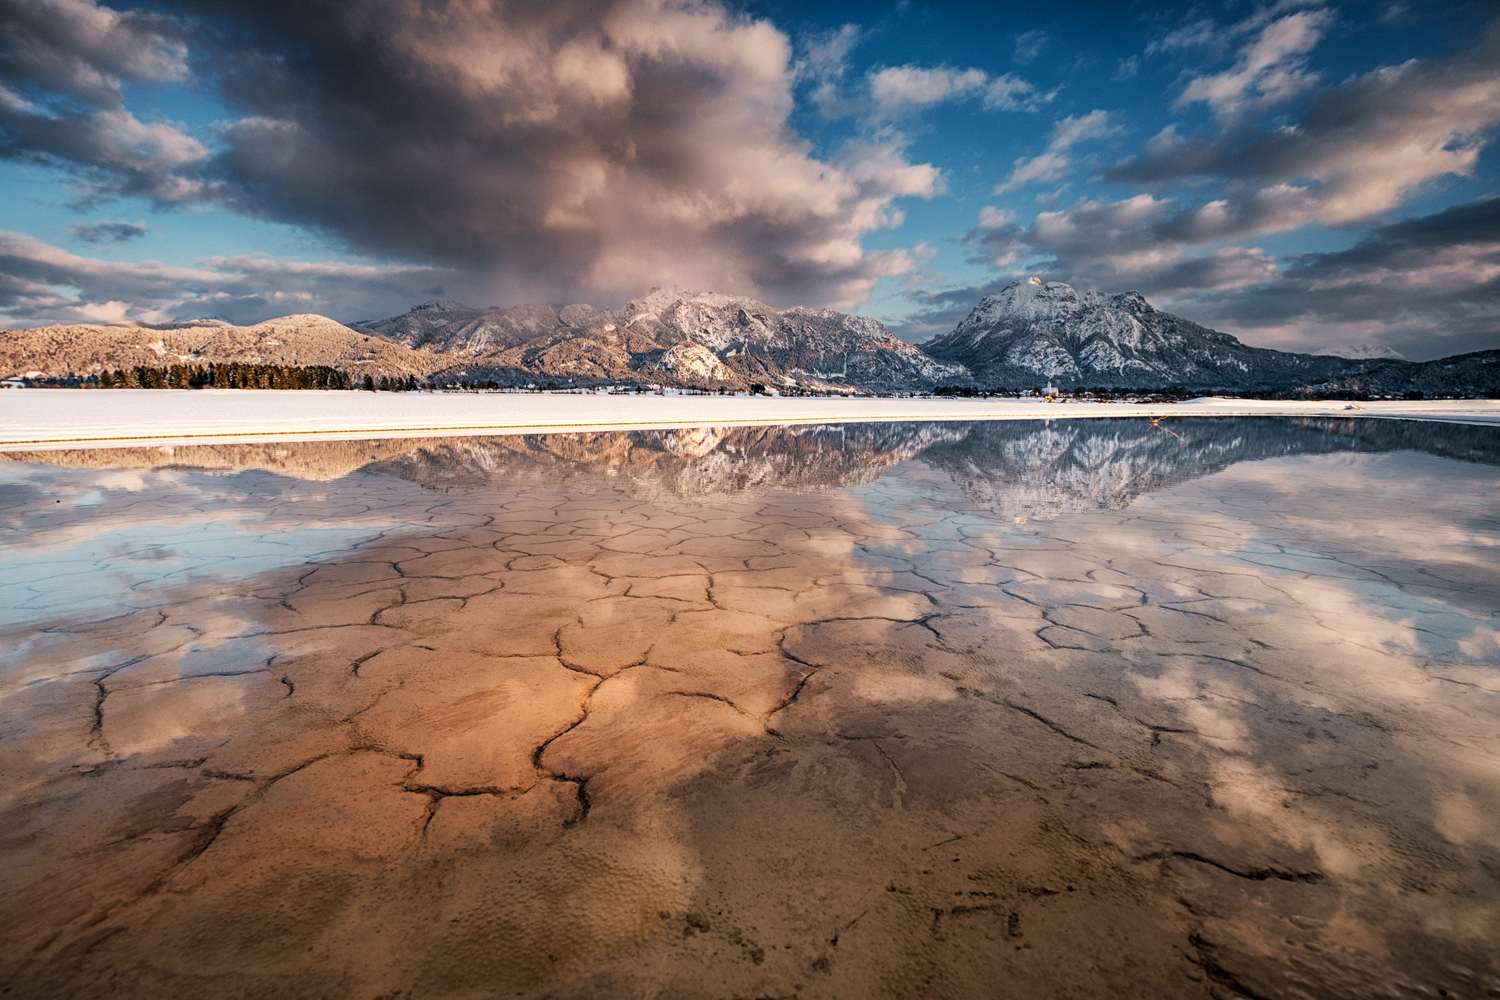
(3, 388, 1499, 451)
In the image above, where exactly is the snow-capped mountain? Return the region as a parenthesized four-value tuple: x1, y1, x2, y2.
(921, 279, 1361, 390)
(614, 289, 968, 390)
(359, 289, 968, 391)
(355, 302, 612, 354)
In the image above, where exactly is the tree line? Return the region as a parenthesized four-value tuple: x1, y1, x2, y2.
(94, 364, 421, 391)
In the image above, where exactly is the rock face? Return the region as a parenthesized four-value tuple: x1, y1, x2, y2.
(922, 279, 1359, 390)
(2, 289, 963, 391)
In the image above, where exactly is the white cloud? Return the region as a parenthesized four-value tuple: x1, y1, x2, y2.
(866, 63, 1044, 114)
(0, 0, 208, 203)
(0, 229, 455, 326)
(799, 23, 862, 117)
(868, 65, 988, 109)
(1013, 30, 1048, 64)
(994, 110, 1122, 193)
(1175, 7, 1333, 119)
(1111, 20, 1500, 240)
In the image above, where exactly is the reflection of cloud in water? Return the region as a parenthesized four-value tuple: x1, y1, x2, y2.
(0, 466, 412, 628)
(0, 419, 1496, 998)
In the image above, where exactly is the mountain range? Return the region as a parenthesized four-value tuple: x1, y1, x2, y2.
(353, 288, 966, 391)
(4, 282, 1495, 395)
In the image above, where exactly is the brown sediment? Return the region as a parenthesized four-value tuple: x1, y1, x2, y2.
(0, 436, 1497, 999)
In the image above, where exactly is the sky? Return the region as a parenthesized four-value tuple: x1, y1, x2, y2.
(0, 0, 1497, 359)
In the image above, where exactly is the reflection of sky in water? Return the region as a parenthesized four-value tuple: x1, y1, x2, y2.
(0, 465, 402, 629)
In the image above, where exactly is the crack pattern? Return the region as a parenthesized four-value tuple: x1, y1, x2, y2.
(1, 423, 1498, 1000)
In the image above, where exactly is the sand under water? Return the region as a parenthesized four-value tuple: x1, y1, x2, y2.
(2, 418, 1498, 999)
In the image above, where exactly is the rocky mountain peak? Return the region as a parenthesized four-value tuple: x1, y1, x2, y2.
(925, 280, 1359, 390)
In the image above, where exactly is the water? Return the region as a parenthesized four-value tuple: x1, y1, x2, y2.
(2, 417, 1498, 1000)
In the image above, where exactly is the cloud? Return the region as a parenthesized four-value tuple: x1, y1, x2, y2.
(1145, 1, 1325, 58)
(1013, 30, 1048, 64)
(1145, 18, 1223, 57)
(0, 0, 209, 203)
(1174, 7, 1333, 120)
(800, 22, 862, 117)
(6, 0, 946, 312)
(68, 218, 146, 243)
(866, 64, 1042, 113)
(1114, 19, 1500, 235)
(0, 229, 455, 326)
(173, 0, 949, 312)
(868, 65, 988, 109)
(0, 0, 187, 102)
(964, 20, 1500, 303)
(1186, 196, 1500, 356)
(995, 110, 1122, 193)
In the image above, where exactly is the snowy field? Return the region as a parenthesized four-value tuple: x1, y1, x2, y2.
(2, 388, 1498, 450)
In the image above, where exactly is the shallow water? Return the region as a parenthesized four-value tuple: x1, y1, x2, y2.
(2, 417, 1499, 1000)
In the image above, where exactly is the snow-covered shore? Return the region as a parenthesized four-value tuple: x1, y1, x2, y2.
(2, 388, 1498, 451)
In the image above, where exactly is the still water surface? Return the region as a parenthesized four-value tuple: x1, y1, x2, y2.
(2, 417, 1498, 999)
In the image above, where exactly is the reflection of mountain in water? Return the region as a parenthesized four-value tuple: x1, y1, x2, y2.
(917, 418, 1500, 519)
(374, 423, 970, 497)
(5, 418, 1497, 512)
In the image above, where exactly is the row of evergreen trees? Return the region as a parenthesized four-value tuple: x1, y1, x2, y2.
(96, 364, 421, 391)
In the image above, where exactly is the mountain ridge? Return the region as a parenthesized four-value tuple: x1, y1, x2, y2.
(922, 279, 1366, 390)
(5, 282, 1495, 396)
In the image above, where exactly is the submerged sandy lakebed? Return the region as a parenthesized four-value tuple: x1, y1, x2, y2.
(1, 418, 1498, 999)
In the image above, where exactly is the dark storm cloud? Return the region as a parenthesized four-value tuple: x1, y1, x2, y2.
(0, 0, 938, 314)
(162, 0, 934, 309)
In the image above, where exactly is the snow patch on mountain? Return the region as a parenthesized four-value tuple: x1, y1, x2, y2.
(657, 341, 732, 381)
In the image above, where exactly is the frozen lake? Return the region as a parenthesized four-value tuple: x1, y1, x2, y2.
(3, 416, 1499, 999)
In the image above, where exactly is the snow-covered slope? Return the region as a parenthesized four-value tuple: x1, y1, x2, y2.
(365, 289, 970, 391)
(0, 315, 437, 379)
(922, 279, 1361, 390)
(354, 302, 609, 355)
(616, 289, 969, 390)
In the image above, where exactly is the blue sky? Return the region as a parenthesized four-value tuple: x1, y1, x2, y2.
(1, 0, 1497, 359)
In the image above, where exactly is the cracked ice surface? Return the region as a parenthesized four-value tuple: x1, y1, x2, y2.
(1, 418, 1498, 1000)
